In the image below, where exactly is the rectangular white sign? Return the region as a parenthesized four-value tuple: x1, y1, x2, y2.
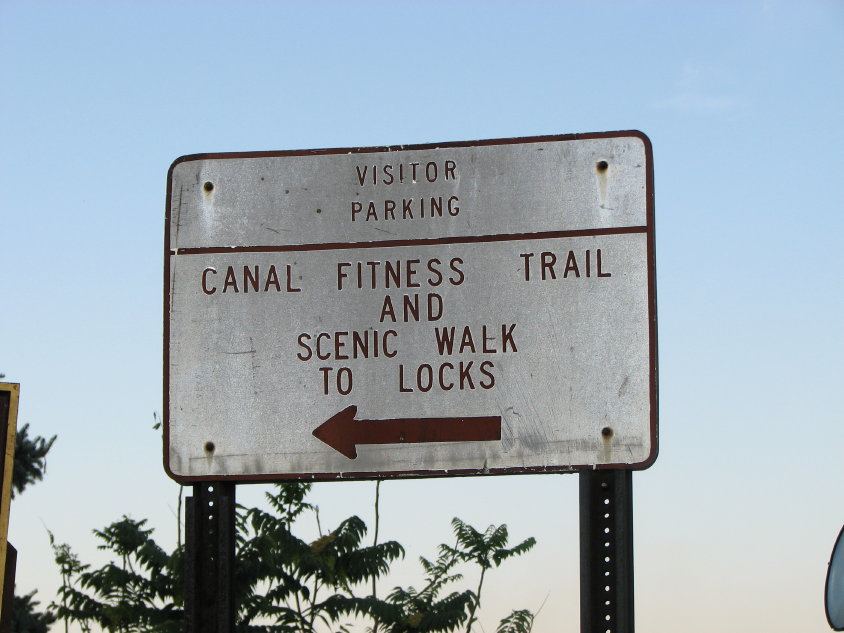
(165, 132, 657, 481)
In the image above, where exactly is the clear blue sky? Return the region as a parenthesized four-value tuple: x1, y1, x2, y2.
(2, 1, 843, 631)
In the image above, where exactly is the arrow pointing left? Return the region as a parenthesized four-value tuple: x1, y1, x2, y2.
(312, 405, 502, 459)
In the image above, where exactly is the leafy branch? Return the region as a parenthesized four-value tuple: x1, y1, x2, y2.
(48, 483, 537, 633)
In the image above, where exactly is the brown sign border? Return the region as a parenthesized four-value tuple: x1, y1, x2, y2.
(164, 130, 657, 483)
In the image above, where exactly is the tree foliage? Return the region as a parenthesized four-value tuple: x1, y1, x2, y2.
(11, 591, 56, 633)
(52, 519, 180, 633)
(234, 483, 405, 632)
(495, 609, 534, 633)
(12, 423, 56, 499)
(444, 518, 536, 633)
(51, 482, 536, 633)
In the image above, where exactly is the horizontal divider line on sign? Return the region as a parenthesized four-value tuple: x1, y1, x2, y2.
(170, 225, 648, 256)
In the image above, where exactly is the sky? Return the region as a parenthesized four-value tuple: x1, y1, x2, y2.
(1, 1, 843, 631)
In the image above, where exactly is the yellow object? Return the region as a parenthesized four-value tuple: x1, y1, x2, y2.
(0, 383, 19, 622)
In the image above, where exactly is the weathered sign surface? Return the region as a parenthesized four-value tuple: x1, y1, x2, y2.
(165, 131, 657, 482)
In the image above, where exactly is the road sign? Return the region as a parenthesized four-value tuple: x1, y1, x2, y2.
(0, 383, 19, 626)
(165, 131, 657, 482)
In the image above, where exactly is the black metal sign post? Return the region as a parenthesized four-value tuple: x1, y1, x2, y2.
(182, 470, 636, 633)
(580, 470, 634, 633)
(185, 482, 236, 633)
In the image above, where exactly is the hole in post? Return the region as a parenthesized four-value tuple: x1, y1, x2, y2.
(203, 181, 214, 192)
(596, 160, 609, 172)
(204, 441, 215, 454)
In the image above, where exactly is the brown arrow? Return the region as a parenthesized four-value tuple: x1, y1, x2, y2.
(312, 405, 502, 459)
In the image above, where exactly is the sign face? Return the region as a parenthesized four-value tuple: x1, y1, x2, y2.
(165, 131, 657, 482)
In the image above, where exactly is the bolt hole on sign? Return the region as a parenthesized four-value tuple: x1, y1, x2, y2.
(164, 131, 657, 482)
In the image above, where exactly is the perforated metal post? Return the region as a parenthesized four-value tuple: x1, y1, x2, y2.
(185, 482, 235, 633)
(580, 470, 634, 633)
